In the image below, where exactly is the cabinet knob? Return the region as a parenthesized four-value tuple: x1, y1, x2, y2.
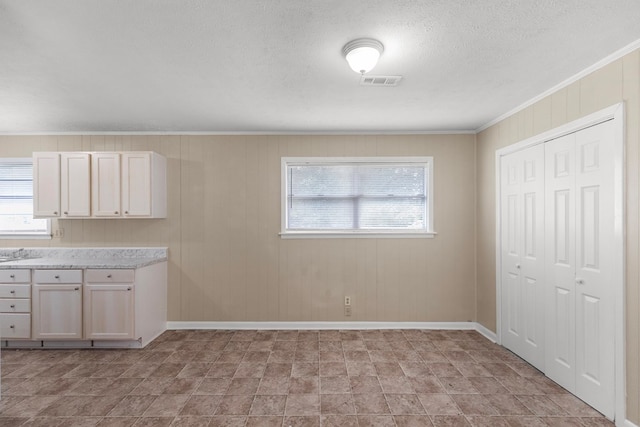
(9, 325, 14, 329)
(125, 211, 129, 214)
(115, 211, 119, 214)
(576, 278, 584, 285)
(9, 290, 15, 294)
(10, 304, 15, 308)
(55, 275, 60, 279)
(127, 287, 132, 291)
(516, 264, 521, 269)
(53, 211, 58, 215)
(64, 212, 68, 215)
(9, 274, 14, 278)
(74, 287, 80, 291)
(107, 274, 112, 278)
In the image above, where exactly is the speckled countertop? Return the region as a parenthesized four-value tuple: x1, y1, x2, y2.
(0, 247, 168, 269)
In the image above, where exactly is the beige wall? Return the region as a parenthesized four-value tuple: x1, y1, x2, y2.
(0, 133, 477, 324)
(476, 50, 640, 423)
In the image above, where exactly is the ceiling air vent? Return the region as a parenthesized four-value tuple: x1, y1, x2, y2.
(359, 75, 403, 87)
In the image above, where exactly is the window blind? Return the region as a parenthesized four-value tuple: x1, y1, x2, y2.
(286, 163, 428, 231)
(0, 159, 49, 235)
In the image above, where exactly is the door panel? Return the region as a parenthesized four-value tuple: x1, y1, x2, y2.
(574, 121, 614, 418)
(545, 132, 577, 390)
(501, 144, 545, 370)
(553, 286, 573, 369)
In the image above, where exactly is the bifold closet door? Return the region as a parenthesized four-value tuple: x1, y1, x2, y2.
(544, 120, 615, 418)
(500, 144, 545, 370)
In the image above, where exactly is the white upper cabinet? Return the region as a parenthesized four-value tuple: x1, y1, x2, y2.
(61, 152, 91, 217)
(122, 152, 167, 218)
(91, 152, 121, 217)
(33, 152, 61, 217)
(34, 151, 166, 219)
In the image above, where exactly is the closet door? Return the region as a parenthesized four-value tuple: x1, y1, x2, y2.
(500, 144, 545, 370)
(574, 121, 615, 418)
(545, 121, 615, 418)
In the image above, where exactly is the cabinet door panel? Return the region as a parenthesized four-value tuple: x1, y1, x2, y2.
(122, 153, 152, 217)
(32, 284, 82, 339)
(33, 152, 60, 217)
(0, 313, 31, 338)
(84, 284, 134, 339)
(91, 153, 121, 217)
(61, 152, 91, 217)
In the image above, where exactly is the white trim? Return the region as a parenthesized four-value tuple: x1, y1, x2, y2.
(477, 39, 640, 133)
(0, 130, 476, 136)
(475, 322, 497, 343)
(166, 321, 482, 331)
(495, 102, 626, 424)
(622, 419, 639, 427)
(279, 231, 437, 239)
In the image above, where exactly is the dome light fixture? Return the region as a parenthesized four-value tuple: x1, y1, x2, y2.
(342, 38, 384, 74)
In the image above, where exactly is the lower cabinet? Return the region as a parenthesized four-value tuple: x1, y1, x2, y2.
(32, 284, 83, 340)
(84, 270, 135, 340)
(32, 269, 83, 340)
(4, 262, 166, 348)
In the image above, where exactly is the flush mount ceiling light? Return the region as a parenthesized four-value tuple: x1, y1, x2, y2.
(342, 38, 384, 74)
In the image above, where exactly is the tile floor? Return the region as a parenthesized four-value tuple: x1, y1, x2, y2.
(0, 329, 613, 426)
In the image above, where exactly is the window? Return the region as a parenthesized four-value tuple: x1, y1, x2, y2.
(281, 157, 434, 238)
(0, 158, 50, 238)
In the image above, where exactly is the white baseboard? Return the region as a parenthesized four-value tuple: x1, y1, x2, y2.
(474, 322, 498, 342)
(166, 320, 494, 335)
(622, 419, 639, 427)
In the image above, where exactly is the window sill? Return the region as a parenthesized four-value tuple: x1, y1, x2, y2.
(279, 231, 437, 239)
(0, 234, 52, 240)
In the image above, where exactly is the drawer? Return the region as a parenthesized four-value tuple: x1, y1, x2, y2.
(0, 313, 31, 339)
(33, 269, 83, 284)
(85, 269, 135, 283)
(0, 284, 30, 298)
(0, 299, 30, 313)
(0, 270, 30, 283)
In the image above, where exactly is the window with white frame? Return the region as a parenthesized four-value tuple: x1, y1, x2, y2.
(0, 158, 50, 238)
(281, 157, 434, 237)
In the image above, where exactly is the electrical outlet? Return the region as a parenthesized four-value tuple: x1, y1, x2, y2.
(344, 296, 351, 306)
(344, 306, 352, 316)
(54, 228, 64, 238)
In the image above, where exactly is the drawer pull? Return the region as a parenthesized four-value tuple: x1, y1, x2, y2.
(115, 211, 119, 214)
(10, 274, 15, 278)
(64, 211, 68, 215)
(127, 287, 132, 291)
(125, 211, 129, 214)
(74, 287, 80, 291)
(10, 304, 15, 308)
(107, 274, 112, 278)
(10, 290, 15, 294)
(54, 275, 60, 279)
(9, 325, 14, 329)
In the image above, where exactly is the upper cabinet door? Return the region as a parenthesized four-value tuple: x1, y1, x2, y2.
(122, 152, 167, 218)
(91, 153, 121, 217)
(61, 152, 91, 217)
(122, 152, 152, 217)
(33, 152, 61, 217)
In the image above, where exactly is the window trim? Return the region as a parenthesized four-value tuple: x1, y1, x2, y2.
(280, 156, 435, 239)
(0, 157, 51, 240)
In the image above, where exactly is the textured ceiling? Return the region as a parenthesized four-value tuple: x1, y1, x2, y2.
(1, 0, 639, 133)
